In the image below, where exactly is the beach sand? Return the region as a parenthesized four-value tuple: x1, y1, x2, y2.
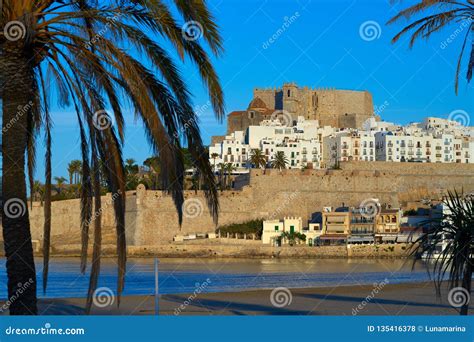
(25, 281, 466, 316)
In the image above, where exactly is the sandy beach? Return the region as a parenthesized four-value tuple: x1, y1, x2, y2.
(21, 281, 466, 316)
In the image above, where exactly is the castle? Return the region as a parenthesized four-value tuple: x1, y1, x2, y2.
(223, 83, 376, 137)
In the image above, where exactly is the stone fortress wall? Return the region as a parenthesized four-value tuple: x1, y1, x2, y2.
(225, 84, 375, 136)
(252, 83, 374, 128)
(26, 162, 474, 251)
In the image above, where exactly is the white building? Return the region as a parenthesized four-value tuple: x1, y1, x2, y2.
(323, 131, 376, 167)
(262, 217, 322, 245)
(210, 117, 327, 171)
(208, 130, 250, 172)
(210, 115, 474, 171)
(375, 131, 473, 163)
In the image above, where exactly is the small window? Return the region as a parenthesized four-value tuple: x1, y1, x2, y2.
(275, 226, 279, 231)
(287, 90, 291, 97)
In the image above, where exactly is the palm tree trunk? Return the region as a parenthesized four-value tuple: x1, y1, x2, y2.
(1, 46, 38, 314)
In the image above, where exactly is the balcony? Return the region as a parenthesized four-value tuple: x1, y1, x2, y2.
(302, 149, 307, 155)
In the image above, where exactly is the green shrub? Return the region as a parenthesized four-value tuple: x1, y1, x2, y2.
(217, 219, 264, 238)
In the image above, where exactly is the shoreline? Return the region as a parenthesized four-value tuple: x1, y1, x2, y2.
(5, 281, 464, 316)
(26, 242, 414, 259)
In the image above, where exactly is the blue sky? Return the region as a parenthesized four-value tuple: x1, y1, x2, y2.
(38, 0, 473, 181)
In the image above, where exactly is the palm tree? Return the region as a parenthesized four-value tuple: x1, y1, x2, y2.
(32, 181, 44, 204)
(67, 160, 83, 184)
(224, 163, 236, 189)
(211, 152, 219, 173)
(217, 162, 225, 191)
(1, 0, 223, 315)
(270, 151, 288, 171)
(67, 162, 75, 185)
(411, 190, 474, 315)
(54, 176, 67, 194)
(249, 149, 267, 172)
(143, 156, 160, 190)
(388, 1, 473, 94)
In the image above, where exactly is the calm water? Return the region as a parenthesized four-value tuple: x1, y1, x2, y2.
(0, 258, 431, 299)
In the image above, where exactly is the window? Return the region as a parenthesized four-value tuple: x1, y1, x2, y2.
(287, 89, 291, 97)
(274, 226, 279, 231)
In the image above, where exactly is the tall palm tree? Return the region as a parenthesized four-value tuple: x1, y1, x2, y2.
(411, 190, 474, 315)
(270, 151, 288, 171)
(249, 149, 267, 172)
(67, 161, 75, 185)
(32, 180, 44, 204)
(143, 156, 161, 190)
(217, 162, 225, 191)
(225, 163, 236, 189)
(211, 152, 219, 173)
(388, 0, 474, 93)
(73, 160, 83, 184)
(68, 160, 82, 184)
(1, 0, 223, 315)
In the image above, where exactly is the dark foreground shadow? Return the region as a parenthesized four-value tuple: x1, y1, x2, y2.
(162, 294, 313, 315)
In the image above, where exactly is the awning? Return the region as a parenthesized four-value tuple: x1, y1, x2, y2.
(348, 236, 374, 243)
(320, 235, 347, 240)
(396, 234, 421, 243)
(381, 236, 397, 242)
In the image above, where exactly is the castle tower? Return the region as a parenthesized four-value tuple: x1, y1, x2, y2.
(282, 82, 299, 118)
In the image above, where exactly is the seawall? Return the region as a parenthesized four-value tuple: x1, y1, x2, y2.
(26, 161, 473, 250)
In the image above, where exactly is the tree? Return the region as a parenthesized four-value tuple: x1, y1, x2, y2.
(211, 153, 219, 172)
(124, 158, 139, 190)
(143, 156, 161, 190)
(270, 151, 288, 171)
(67, 160, 83, 184)
(32, 181, 44, 204)
(53, 176, 67, 194)
(1, 0, 223, 315)
(249, 149, 267, 172)
(411, 190, 474, 315)
(277, 231, 307, 246)
(217, 163, 225, 191)
(125, 159, 138, 175)
(224, 163, 236, 189)
(388, 0, 474, 94)
(67, 162, 75, 185)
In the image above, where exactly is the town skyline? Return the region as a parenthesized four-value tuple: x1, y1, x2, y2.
(25, 0, 473, 181)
